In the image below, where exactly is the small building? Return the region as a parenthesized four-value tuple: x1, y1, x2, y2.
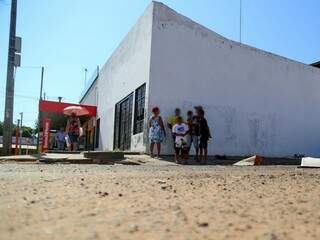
(38, 100, 97, 152)
(80, 1, 320, 157)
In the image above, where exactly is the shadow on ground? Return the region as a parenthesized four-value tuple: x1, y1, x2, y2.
(155, 155, 301, 166)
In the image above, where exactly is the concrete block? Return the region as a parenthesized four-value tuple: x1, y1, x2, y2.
(233, 155, 263, 166)
(300, 157, 320, 168)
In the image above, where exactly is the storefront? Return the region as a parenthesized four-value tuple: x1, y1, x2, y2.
(39, 100, 97, 152)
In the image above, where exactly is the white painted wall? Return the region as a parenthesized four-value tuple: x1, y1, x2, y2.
(149, 2, 320, 157)
(81, 3, 154, 151)
(80, 81, 98, 106)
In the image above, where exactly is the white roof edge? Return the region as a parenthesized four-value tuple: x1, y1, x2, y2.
(81, 1, 320, 102)
(79, 2, 156, 102)
(98, 2, 155, 76)
(153, 1, 320, 73)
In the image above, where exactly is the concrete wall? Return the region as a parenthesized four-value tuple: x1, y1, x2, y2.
(149, 2, 320, 157)
(81, 3, 154, 151)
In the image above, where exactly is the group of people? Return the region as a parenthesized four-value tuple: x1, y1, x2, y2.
(56, 109, 211, 161)
(148, 106, 211, 164)
(55, 113, 81, 151)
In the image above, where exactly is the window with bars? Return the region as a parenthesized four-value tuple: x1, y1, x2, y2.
(133, 83, 146, 134)
(113, 93, 133, 150)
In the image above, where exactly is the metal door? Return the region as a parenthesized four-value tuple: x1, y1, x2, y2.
(114, 94, 133, 150)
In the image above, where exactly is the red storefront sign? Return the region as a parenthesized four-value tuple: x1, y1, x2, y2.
(39, 100, 97, 116)
(42, 118, 51, 152)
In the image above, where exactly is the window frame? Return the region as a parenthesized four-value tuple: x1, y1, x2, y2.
(133, 83, 146, 135)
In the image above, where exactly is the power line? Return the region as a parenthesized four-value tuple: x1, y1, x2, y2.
(1, 90, 80, 103)
(0, 86, 38, 96)
(19, 65, 43, 69)
(0, 91, 38, 101)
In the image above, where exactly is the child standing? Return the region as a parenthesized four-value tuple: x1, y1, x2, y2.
(55, 127, 66, 150)
(172, 116, 189, 164)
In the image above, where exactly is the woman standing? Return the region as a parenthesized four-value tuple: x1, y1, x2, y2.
(66, 113, 81, 151)
(148, 107, 166, 158)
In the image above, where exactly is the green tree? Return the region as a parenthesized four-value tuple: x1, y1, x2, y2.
(0, 121, 35, 137)
(0, 121, 14, 136)
(21, 126, 34, 138)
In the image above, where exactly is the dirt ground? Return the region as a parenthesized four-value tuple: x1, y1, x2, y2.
(0, 162, 319, 240)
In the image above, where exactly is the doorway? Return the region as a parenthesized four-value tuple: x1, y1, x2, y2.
(114, 93, 133, 150)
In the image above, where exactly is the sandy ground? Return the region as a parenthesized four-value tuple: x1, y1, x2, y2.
(0, 161, 320, 240)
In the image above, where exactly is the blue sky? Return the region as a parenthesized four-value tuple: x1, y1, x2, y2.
(0, 0, 319, 127)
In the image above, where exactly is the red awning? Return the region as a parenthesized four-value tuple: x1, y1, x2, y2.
(39, 100, 97, 116)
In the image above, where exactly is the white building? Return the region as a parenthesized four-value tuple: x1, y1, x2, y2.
(80, 1, 320, 157)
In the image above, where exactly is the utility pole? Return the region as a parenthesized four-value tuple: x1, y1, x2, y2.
(3, 0, 19, 156)
(36, 67, 44, 153)
(239, 0, 242, 43)
(84, 68, 88, 87)
(19, 112, 23, 154)
(15, 119, 20, 155)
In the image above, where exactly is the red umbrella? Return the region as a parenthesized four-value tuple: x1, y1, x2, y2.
(63, 106, 89, 116)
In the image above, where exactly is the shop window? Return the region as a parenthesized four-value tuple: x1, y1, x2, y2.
(133, 84, 146, 134)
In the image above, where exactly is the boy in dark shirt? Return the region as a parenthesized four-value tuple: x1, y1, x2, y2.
(197, 108, 211, 164)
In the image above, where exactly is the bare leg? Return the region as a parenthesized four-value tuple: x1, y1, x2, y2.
(175, 148, 180, 164)
(186, 148, 190, 157)
(195, 148, 199, 161)
(203, 148, 207, 164)
(199, 148, 203, 162)
(150, 143, 155, 157)
(73, 143, 78, 151)
(156, 143, 161, 157)
(185, 148, 190, 159)
(175, 154, 178, 163)
(183, 148, 189, 164)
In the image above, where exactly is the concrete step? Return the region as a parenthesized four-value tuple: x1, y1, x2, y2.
(47, 150, 82, 154)
(83, 151, 125, 160)
(123, 151, 143, 155)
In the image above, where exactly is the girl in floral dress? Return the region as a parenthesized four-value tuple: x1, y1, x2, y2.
(148, 107, 166, 158)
